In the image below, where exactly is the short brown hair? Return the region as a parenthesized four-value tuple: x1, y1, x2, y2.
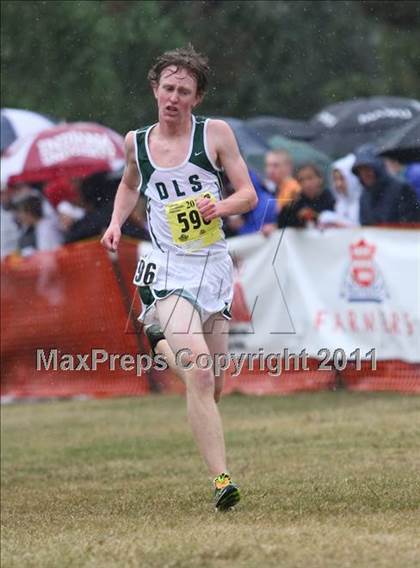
(147, 45, 210, 96)
(267, 149, 293, 163)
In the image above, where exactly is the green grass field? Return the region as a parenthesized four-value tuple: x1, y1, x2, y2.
(1, 392, 420, 567)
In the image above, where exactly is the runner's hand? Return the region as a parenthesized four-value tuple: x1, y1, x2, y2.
(101, 223, 121, 252)
(197, 197, 219, 222)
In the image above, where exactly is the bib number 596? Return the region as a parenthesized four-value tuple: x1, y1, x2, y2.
(133, 257, 157, 286)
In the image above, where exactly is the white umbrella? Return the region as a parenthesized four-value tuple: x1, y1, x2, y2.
(1, 134, 37, 189)
(1, 108, 57, 152)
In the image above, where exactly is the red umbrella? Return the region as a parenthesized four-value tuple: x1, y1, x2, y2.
(1, 122, 125, 188)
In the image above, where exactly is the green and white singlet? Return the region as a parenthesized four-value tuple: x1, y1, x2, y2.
(133, 115, 233, 323)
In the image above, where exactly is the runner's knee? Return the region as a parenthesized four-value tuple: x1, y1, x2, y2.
(187, 365, 215, 396)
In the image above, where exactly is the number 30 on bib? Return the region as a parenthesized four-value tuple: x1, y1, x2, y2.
(133, 257, 158, 287)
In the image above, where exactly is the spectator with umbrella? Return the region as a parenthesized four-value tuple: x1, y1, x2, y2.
(352, 144, 420, 225)
(278, 164, 335, 228)
(13, 193, 63, 256)
(2, 182, 59, 232)
(0, 200, 19, 258)
(62, 172, 116, 244)
(383, 158, 420, 202)
(318, 154, 362, 228)
(228, 169, 278, 236)
(264, 149, 301, 210)
(405, 164, 420, 200)
(62, 172, 149, 244)
(378, 115, 420, 200)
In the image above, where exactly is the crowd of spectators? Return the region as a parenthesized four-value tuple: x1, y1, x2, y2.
(224, 144, 420, 237)
(1, 142, 419, 259)
(1, 173, 148, 258)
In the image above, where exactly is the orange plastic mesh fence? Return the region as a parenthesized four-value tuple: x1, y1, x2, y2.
(1, 240, 149, 399)
(1, 240, 418, 399)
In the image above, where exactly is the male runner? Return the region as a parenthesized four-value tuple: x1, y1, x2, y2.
(101, 46, 257, 510)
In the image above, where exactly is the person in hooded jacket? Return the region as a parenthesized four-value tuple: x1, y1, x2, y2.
(352, 145, 420, 225)
(383, 158, 420, 201)
(318, 154, 362, 228)
(405, 163, 420, 200)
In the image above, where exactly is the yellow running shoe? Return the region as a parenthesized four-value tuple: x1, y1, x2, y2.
(213, 472, 241, 511)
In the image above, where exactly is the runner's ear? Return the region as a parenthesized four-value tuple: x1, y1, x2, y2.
(193, 92, 204, 108)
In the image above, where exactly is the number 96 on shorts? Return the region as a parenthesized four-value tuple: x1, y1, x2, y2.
(133, 257, 158, 287)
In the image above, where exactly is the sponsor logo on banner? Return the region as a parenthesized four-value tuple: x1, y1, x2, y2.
(341, 239, 388, 303)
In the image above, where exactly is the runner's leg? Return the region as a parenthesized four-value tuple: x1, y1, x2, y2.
(151, 316, 228, 400)
(203, 313, 230, 403)
(156, 294, 227, 476)
(153, 338, 185, 384)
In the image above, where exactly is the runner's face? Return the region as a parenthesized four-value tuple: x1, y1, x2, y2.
(154, 66, 201, 121)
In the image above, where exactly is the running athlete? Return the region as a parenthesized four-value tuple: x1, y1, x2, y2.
(101, 46, 257, 510)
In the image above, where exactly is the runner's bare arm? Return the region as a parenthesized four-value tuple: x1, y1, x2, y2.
(197, 120, 258, 221)
(101, 132, 140, 251)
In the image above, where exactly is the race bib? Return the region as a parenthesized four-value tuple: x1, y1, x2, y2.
(133, 256, 158, 287)
(165, 192, 222, 251)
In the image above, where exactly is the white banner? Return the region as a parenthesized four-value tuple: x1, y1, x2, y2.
(227, 228, 420, 362)
(138, 228, 420, 362)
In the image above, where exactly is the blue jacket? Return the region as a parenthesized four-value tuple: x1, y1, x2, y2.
(352, 145, 420, 224)
(238, 170, 277, 234)
(405, 163, 420, 201)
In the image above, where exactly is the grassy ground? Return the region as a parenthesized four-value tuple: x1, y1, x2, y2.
(1, 392, 420, 568)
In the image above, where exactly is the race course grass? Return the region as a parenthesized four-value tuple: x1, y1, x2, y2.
(1, 392, 420, 568)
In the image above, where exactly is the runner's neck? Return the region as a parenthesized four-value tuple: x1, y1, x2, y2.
(156, 114, 194, 139)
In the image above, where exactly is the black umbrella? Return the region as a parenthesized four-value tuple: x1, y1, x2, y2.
(246, 116, 316, 143)
(215, 117, 270, 176)
(269, 135, 331, 176)
(310, 97, 420, 159)
(218, 117, 269, 155)
(378, 116, 420, 163)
